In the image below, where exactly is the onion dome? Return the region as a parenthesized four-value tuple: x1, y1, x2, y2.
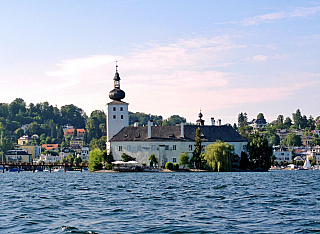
(109, 63, 125, 101)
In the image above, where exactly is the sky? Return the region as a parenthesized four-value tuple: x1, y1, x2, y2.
(0, 0, 320, 125)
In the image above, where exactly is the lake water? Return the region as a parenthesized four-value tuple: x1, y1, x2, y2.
(1, 170, 320, 233)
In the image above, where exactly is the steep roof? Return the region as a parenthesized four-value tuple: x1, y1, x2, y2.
(110, 125, 246, 142)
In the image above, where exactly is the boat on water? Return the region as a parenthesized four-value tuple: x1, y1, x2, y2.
(35, 168, 44, 172)
(8, 168, 25, 172)
(303, 156, 311, 170)
(53, 167, 64, 172)
(82, 168, 89, 172)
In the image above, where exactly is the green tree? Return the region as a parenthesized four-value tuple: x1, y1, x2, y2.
(102, 150, 114, 164)
(247, 133, 273, 170)
(121, 153, 135, 162)
(239, 151, 250, 170)
(190, 127, 202, 169)
(88, 148, 103, 171)
(257, 113, 265, 120)
(89, 136, 106, 151)
(149, 154, 158, 167)
(73, 127, 77, 138)
(14, 128, 25, 140)
(204, 141, 234, 172)
(238, 112, 248, 128)
(284, 117, 292, 129)
(310, 138, 320, 146)
(179, 152, 189, 169)
(57, 126, 64, 139)
(281, 133, 302, 147)
(162, 115, 186, 126)
(165, 162, 173, 170)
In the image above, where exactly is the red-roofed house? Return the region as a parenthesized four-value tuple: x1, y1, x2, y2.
(42, 144, 59, 151)
(64, 129, 85, 138)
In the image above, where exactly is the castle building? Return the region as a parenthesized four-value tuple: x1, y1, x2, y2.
(106, 66, 247, 166)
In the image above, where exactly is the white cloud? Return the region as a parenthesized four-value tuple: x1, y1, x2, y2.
(252, 55, 268, 62)
(241, 6, 320, 26)
(42, 36, 320, 122)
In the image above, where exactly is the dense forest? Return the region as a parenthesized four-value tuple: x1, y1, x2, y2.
(0, 98, 188, 153)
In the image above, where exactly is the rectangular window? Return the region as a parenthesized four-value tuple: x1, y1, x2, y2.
(165, 145, 169, 150)
(119, 146, 122, 151)
(173, 145, 176, 150)
(121, 115, 124, 119)
(127, 145, 131, 151)
(137, 145, 141, 151)
(151, 145, 156, 151)
(173, 158, 176, 163)
(113, 115, 116, 119)
(132, 147, 136, 153)
(120, 107, 123, 111)
(113, 107, 116, 111)
(189, 145, 193, 151)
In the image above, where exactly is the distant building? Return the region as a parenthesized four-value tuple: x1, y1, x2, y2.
(17, 135, 33, 145)
(6, 150, 32, 163)
(273, 146, 292, 162)
(19, 145, 41, 159)
(105, 66, 247, 166)
(62, 124, 74, 133)
(80, 146, 90, 161)
(301, 136, 315, 146)
(59, 147, 75, 158)
(64, 129, 85, 139)
(36, 154, 62, 164)
(42, 144, 59, 151)
(248, 119, 267, 128)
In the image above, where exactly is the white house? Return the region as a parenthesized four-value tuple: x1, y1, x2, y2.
(105, 65, 247, 166)
(273, 146, 292, 162)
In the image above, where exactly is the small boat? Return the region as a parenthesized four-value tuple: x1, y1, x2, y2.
(8, 168, 25, 172)
(53, 167, 64, 172)
(35, 168, 44, 172)
(303, 156, 311, 170)
(82, 168, 89, 172)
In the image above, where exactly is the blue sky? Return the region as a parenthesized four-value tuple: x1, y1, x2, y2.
(1, 1, 320, 124)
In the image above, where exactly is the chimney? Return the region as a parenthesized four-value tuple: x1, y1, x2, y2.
(218, 119, 221, 126)
(134, 120, 139, 127)
(181, 122, 184, 138)
(148, 120, 153, 139)
(211, 117, 215, 126)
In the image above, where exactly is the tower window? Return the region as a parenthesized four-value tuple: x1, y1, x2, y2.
(113, 115, 116, 119)
(113, 107, 116, 111)
(119, 146, 122, 151)
(173, 158, 176, 163)
(121, 115, 124, 119)
(120, 107, 123, 111)
(189, 145, 193, 151)
(173, 145, 176, 150)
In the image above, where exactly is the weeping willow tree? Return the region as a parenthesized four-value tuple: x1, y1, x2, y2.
(204, 141, 234, 172)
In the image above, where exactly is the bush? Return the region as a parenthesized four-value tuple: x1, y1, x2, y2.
(165, 162, 173, 170)
(141, 163, 147, 166)
(173, 163, 179, 170)
(105, 163, 113, 170)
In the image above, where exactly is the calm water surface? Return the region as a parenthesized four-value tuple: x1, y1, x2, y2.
(1, 170, 320, 233)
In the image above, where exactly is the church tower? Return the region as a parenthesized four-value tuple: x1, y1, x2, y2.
(106, 64, 129, 142)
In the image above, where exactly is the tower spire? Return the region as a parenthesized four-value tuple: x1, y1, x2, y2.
(109, 61, 125, 101)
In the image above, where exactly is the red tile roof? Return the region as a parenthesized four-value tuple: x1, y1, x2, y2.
(64, 129, 85, 136)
